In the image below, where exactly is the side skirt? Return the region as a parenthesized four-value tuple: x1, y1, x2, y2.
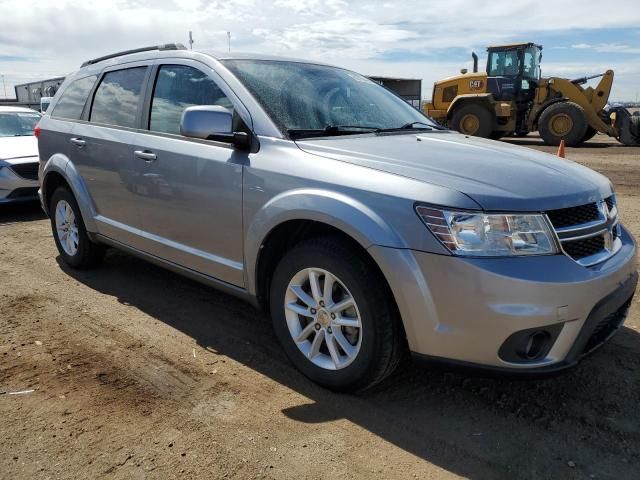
(94, 233, 258, 308)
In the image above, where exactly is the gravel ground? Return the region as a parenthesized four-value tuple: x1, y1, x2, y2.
(1, 134, 639, 479)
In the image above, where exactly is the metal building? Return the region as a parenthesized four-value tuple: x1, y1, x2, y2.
(368, 76, 422, 109)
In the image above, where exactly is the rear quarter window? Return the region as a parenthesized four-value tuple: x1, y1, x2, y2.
(51, 75, 97, 120)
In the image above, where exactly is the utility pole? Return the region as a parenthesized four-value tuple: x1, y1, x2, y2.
(1, 75, 6, 99)
(188, 31, 194, 50)
(227, 32, 231, 53)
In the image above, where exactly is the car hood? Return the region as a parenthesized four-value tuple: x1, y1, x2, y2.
(296, 131, 612, 211)
(0, 135, 39, 163)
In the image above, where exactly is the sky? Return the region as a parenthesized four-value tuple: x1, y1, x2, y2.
(1, 0, 639, 101)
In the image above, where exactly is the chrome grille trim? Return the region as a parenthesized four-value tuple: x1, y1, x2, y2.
(554, 218, 608, 236)
(546, 198, 621, 267)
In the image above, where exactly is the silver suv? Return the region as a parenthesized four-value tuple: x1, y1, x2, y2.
(37, 44, 637, 391)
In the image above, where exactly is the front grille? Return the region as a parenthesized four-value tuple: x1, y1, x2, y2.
(605, 195, 615, 211)
(582, 299, 631, 354)
(546, 197, 620, 266)
(563, 235, 605, 260)
(10, 163, 39, 180)
(547, 202, 600, 229)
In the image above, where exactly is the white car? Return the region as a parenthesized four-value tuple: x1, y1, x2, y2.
(0, 106, 41, 204)
(40, 97, 54, 113)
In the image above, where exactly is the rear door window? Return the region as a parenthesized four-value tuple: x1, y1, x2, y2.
(90, 67, 147, 128)
(149, 65, 233, 135)
(51, 75, 97, 120)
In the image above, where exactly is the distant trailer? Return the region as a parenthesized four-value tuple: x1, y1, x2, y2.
(368, 76, 422, 109)
(14, 76, 65, 104)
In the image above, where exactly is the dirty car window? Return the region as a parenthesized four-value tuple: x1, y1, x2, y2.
(223, 60, 431, 133)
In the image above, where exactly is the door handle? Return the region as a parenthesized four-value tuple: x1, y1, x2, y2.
(134, 150, 157, 162)
(70, 137, 86, 147)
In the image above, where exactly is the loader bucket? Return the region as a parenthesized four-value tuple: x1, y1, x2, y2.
(611, 107, 640, 146)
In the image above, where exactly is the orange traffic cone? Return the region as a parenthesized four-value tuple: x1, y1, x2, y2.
(557, 139, 565, 158)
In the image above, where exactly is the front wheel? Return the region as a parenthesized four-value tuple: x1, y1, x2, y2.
(538, 101, 588, 146)
(581, 126, 598, 143)
(49, 187, 105, 269)
(270, 238, 406, 391)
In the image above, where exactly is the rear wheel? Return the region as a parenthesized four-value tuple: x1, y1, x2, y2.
(450, 104, 495, 138)
(269, 237, 405, 391)
(538, 102, 588, 146)
(49, 187, 104, 269)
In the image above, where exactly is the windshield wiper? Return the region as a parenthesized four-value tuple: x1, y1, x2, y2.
(288, 122, 446, 139)
(376, 121, 447, 133)
(287, 124, 379, 139)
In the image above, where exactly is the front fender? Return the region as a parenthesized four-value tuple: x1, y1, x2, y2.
(244, 188, 407, 296)
(41, 154, 97, 232)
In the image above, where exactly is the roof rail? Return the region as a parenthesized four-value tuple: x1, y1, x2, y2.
(80, 43, 187, 67)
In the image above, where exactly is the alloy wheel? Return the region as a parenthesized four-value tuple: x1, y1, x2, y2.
(55, 199, 79, 256)
(284, 268, 363, 370)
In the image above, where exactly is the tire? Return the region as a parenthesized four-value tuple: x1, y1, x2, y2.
(538, 102, 588, 146)
(581, 126, 597, 143)
(450, 104, 495, 138)
(269, 237, 406, 391)
(49, 187, 105, 269)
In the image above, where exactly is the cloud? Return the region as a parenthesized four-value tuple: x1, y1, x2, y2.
(572, 42, 640, 54)
(0, 0, 639, 99)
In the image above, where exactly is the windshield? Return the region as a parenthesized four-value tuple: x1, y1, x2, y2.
(488, 50, 520, 77)
(0, 111, 41, 137)
(223, 60, 436, 137)
(488, 47, 541, 81)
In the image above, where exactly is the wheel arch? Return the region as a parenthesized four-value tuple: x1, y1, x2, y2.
(446, 94, 494, 120)
(245, 189, 407, 308)
(41, 154, 97, 231)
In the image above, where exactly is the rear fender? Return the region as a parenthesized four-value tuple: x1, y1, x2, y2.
(41, 154, 97, 231)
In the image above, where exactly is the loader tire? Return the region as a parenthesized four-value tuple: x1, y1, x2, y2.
(538, 102, 588, 146)
(581, 126, 598, 143)
(451, 104, 494, 138)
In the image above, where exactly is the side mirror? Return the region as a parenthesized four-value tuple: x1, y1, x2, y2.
(180, 105, 250, 150)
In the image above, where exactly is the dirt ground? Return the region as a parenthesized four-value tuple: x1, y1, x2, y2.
(1, 134, 639, 480)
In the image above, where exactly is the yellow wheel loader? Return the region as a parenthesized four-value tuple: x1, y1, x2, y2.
(423, 42, 640, 146)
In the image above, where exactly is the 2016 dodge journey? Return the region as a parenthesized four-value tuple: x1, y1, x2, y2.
(37, 44, 637, 391)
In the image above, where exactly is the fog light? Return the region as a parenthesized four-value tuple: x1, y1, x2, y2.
(521, 331, 551, 359)
(498, 324, 564, 363)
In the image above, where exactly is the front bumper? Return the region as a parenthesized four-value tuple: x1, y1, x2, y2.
(369, 225, 637, 371)
(0, 164, 39, 204)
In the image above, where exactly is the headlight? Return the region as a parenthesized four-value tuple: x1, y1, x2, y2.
(416, 206, 558, 257)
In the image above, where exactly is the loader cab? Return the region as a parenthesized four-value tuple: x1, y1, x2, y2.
(485, 43, 542, 103)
